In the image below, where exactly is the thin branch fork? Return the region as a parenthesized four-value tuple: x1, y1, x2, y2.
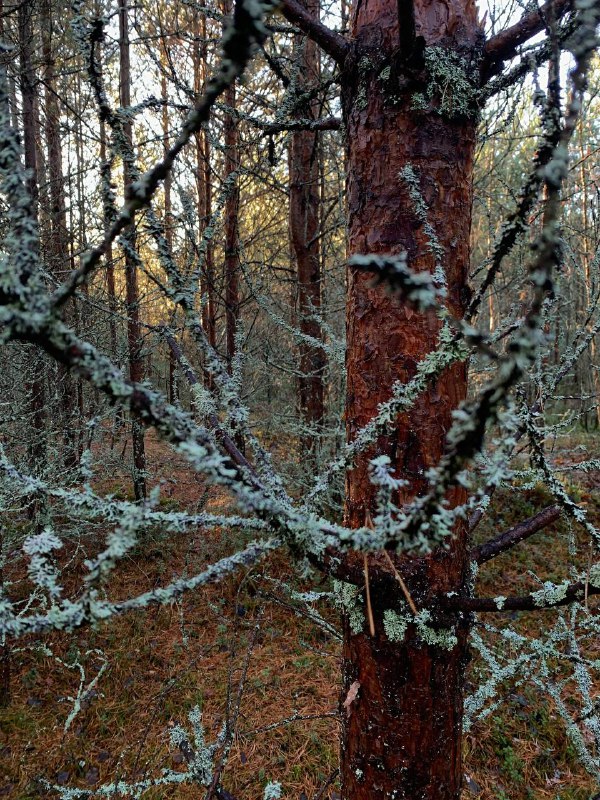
(482, 0, 573, 79)
(278, 0, 349, 65)
(471, 504, 561, 564)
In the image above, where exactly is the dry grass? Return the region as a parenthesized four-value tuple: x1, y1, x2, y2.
(1, 430, 600, 799)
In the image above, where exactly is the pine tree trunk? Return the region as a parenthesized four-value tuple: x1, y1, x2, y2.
(18, 0, 47, 483)
(221, 44, 245, 453)
(41, 0, 81, 468)
(340, 0, 480, 795)
(193, 11, 217, 357)
(221, 0, 240, 371)
(100, 114, 119, 362)
(119, 0, 146, 500)
(0, 0, 11, 708)
(223, 78, 240, 374)
(160, 56, 179, 405)
(289, 0, 325, 455)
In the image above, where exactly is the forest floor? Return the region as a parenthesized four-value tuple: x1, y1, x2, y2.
(1, 427, 600, 800)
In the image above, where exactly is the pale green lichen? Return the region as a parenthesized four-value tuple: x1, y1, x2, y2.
(589, 564, 600, 588)
(264, 781, 282, 799)
(383, 608, 408, 642)
(333, 580, 365, 635)
(412, 46, 479, 118)
(355, 56, 374, 111)
(398, 163, 446, 275)
(415, 609, 458, 650)
(531, 580, 570, 607)
(378, 65, 391, 82)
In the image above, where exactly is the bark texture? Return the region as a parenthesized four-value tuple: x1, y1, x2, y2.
(340, 0, 481, 796)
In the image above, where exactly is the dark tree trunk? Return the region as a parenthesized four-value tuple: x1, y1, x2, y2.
(218, 0, 246, 451)
(340, 0, 480, 796)
(223, 77, 240, 374)
(18, 0, 47, 481)
(193, 11, 217, 357)
(160, 57, 178, 405)
(99, 97, 124, 444)
(41, 0, 81, 468)
(100, 114, 119, 362)
(0, 1, 11, 708)
(289, 0, 325, 455)
(222, 60, 245, 453)
(119, 0, 146, 500)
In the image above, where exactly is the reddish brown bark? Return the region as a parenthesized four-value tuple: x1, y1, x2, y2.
(339, 0, 480, 796)
(289, 1, 325, 452)
(119, 0, 146, 500)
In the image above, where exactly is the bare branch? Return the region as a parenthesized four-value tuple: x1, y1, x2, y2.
(471, 505, 561, 564)
(482, 0, 572, 80)
(261, 115, 341, 134)
(483, 15, 578, 98)
(445, 579, 596, 613)
(278, 0, 349, 65)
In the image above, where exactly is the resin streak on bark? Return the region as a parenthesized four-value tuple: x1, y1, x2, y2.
(340, 0, 480, 795)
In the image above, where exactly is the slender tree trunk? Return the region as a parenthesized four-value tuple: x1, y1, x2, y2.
(193, 11, 217, 357)
(578, 116, 600, 428)
(203, 132, 216, 353)
(223, 77, 240, 374)
(0, 536, 8, 707)
(100, 114, 118, 362)
(98, 106, 125, 445)
(18, 0, 47, 483)
(289, 1, 325, 456)
(119, 0, 146, 499)
(40, 0, 81, 467)
(220, 3, 244, 452)
(340, 0, 480, 796)
(161, 62, 178, 406)
(0, 0, 11, 709)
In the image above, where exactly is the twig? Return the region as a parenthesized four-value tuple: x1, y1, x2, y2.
(471, 505, 561, 564)
(363, 553, 376, 637)
(382, 550, 418, 615)
(313, 768, 340, 800)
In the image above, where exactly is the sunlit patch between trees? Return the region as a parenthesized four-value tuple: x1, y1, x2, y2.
(1, 0, 600, 797)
